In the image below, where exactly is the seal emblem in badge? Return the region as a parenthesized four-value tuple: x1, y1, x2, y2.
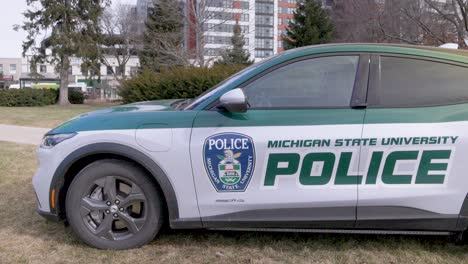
(203, 133, 256, 192)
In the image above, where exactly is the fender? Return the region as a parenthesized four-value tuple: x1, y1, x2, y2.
(49, 142, 200, 228)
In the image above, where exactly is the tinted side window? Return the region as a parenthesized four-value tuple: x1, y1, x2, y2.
(370, 56, 468, 107)
(243, 56, 359, 109)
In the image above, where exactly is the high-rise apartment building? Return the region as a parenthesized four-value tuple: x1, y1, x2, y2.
(136, 0, 153, 33)
(135, 0, 333, 62)
(202, 0, 255, 61)
(255, 1, 275, 59)
(277, 0, 295, 53)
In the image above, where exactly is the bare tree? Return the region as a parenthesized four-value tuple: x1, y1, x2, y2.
(421, 0, 468, 47)
(375, 0, 464, 47)
(332, 0, 385, 43)
(376, 0, 424, 44)
(98, 3, 140, 82)
(332, 0, 468, 47)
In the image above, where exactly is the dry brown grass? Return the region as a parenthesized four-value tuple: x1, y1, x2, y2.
(0, 141, 468, 263)
(0, 105, 114, 128)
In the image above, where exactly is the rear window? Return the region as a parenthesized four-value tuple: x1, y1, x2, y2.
(369, 56, 468, 107)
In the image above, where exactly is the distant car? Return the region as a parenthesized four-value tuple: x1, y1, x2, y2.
(33, 44, 468, 249)
(8, 84, 20, 89)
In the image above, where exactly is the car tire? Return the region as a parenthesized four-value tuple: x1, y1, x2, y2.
(65, 159, 164, 249)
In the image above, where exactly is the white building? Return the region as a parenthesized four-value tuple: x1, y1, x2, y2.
(0, 58, 22, 89)
(0, 58, 22, 81)
(255, 0, 276, 60)
(203, 0, 256, 62)
(19, 55, 140, 99)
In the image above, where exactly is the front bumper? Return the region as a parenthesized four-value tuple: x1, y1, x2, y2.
(33, 186, 61, 221)
(37, 209, 61, 222)
(32, 146, 63, 218)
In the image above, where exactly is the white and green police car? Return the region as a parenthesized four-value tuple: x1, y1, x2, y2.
(33, 44, 468, 249)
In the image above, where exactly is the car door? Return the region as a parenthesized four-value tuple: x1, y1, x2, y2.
(357, 55, 468, 231)
(190, 54, 369, 229)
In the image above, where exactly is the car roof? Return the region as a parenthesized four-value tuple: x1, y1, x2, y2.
(281, 43, 468, 64)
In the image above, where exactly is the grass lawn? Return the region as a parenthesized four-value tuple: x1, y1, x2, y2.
(0, 104, 114, 128)
(1, 141, 468, 263)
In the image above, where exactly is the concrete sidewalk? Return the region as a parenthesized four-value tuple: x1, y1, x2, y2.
(0, 124, 50, 145)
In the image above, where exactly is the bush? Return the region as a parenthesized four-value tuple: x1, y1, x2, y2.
(0, 89, 57, 106)
(68, 89, 84, 104)
(119, 65, 247, 104)
(0, 88, 85, 106)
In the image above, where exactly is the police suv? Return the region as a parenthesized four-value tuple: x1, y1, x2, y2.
(33, 44, 468, 249)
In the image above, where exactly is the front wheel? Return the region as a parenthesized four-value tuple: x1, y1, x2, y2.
(65, 160, 164, 249)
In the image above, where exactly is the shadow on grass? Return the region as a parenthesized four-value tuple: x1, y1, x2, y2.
(155, 228, 467, 255)
(11, 201, 468, 255)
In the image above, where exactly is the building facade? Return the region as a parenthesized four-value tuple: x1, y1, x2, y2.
(0, 58, 22, 81)
(277, 0, 294, 53)
(14, 55, 140, 99)
(187, 0, 333, 62)
(255, 0, 276, 59)
(136, 0, 303, 62)
(202, 0, 256, 62)
(0, 58, 22, 89)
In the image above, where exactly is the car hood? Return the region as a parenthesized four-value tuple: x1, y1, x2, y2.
(48, 99, 197, 135)
(83, 100, 182, 116)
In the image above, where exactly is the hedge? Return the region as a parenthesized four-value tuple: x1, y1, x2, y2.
(0, 88, 84, 106)
(68, 89, 85, 104)
(119, 65, 247, 104)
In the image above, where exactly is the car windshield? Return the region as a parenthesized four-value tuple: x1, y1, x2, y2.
(184, 53, 284, 110)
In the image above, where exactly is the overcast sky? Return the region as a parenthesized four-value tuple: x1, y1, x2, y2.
(0, 0, 136, 58)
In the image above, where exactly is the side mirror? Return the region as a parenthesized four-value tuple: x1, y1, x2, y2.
(218, 88, 248, 113)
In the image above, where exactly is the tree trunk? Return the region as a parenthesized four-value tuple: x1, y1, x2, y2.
(58, 55, 71, 105)
(195, 19, 205, 67)
(197, 31, 205, 67)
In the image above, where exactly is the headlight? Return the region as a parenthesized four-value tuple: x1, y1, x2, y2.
(41, 133, 77, 149)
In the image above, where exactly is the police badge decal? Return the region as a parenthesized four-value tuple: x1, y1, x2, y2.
(203, 133, 256, 192)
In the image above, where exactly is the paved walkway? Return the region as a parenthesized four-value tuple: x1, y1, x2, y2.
(0, 124, 50, 145)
